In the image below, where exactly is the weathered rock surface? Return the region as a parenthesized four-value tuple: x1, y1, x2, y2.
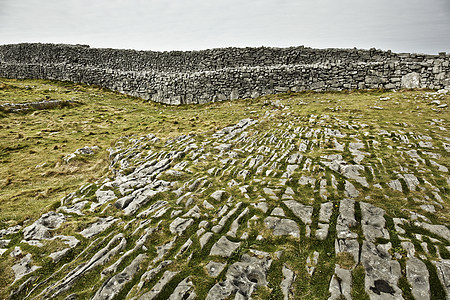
(11, 254, 40, 283)
(92, 254, 147, 300)
(22, 211, 65, 240)
(281, 265, 295, 300)
(406, 258, 430, 300)
(206, 261, 226, 278)
(80, 217, 118, 238)
(344, 180, 359, 198)
(316, 223, 330, 240)
(169, 217, 194, 236)
(206, 254, 272, 300)
(264, 216, 300, 238)
(319, 202, 333, 223)
(336, 199, 358, 239)
(415, 222, 450, 242)
(210, 190, 226, 202)
(283, 200, 313, 225)
(139, 270, 179, 299)
(360, 202, 390, 242)
(210, 236, 240, 257)
(361, 241, 403, 299)
(328, 266, 352, 300)
(168, 277, 196, 300)
(434, 260, 450, 298)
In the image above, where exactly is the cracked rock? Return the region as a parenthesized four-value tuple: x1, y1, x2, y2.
(344, 180, 359, 198)
(316, 223, 330, 240)
(95, 189, 117, 206)
(388, 179, 402, 192)
(319, 202, 333, 223)
(361, 241, 403, 300)
(92, 254, 147, 300)
(0, 225, 21, 239)
(80, 217, 118, 238)
(406, 258, 430, 300)
(360, 202, 390, 242)
(136, 260, 173, 292)
(12, 253, 40, 283)
(200, 232, 213, 249)
(328, 265, 352, 300)
(210, 190, 226, 202)
(433, 260, 450, 298)
(206, 253, 271, 300)
(139, 270, 179, 299)
(23, 211, 66, 240)
(210, 236, 240, 257)
(45, 233, 126, 298)
(283, 200, 313, 224)
(168, 277, 196, 300)
(402, 174, 420, 191)
(414, 222, 450, 242)
(281, 265, 295, 300)
(336, 199, 358, 239)
(206, 261, 226, 278)
(264, 216, 300, 238)
(170, 218, 194, 236)
(49, 248, 71, 263)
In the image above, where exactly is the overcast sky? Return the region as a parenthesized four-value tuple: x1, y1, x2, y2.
(0, 0, 449, 54)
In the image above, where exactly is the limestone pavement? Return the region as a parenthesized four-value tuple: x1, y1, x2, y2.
(1, 108, 449, 299)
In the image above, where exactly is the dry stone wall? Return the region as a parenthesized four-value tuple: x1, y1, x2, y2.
(0, 43, 449, 105)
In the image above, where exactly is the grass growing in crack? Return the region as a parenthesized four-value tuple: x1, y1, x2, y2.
(351, 265, 370, 300)
(397, 260, 415, 300)
(424, 260, 447, 300)
(255, 259, 284, 299)
(336, 252, 355, 269)
(439, 245, 450, 259)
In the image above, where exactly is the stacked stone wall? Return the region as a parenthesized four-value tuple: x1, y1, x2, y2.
(0, 43, 449, 104)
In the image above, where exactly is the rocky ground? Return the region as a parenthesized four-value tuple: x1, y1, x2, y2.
(0, 88, 449, 299)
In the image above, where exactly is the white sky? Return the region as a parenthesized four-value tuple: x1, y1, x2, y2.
(0, 0, 449, 54)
